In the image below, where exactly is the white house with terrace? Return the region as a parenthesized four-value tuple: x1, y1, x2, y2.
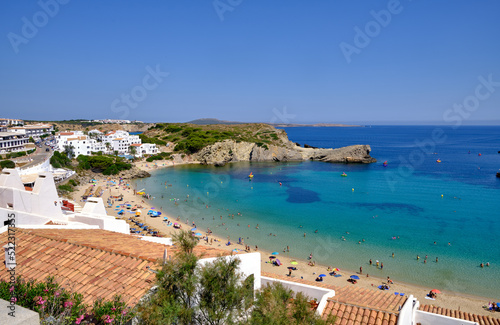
(0, 132, 29, 154)
(55, 131, 106, 156)
(8, 123, 54, 138)
(0, 168, 129, 234)
(55, 130, 156, 157)
(130, 143, 158, 157)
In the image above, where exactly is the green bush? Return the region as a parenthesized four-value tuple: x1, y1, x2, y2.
(139, 134, 166, 146)
(10, 151, 27, 158)
(164, 124, 184, 133)
(145, 152, 171, 162)
(50, 151, 71, 169)
(0, 160, 15, 169)
(0, 276, 134, 325)
(58, 184, 74, 192)
(68, 179, 79, 187)
(77, 155, 131, 175)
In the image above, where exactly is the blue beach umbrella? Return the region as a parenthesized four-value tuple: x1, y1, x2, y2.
(350, 275, 360, 280)
(195, 232, 203, 236)
(191, 228, 197, 231)
(272, 252, 279, 255)
(319, 274, 326, 277)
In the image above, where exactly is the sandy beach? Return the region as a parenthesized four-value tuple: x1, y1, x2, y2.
(68, 159, 500, 318)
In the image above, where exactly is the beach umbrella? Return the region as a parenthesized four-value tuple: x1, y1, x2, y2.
(319, 274, 326, 277)
(272, 252, 279, 255)
(195, 232, 203, 236)
(333, 268, 340, 272)
(269, 256, 276, 259)
(287, 266, 295, 270)
(350, 275, 360, 280)
(430, 289, 441, 294)
(275, 259, 281, 265)
(191, 228, 197, 231)
(290, 261, 298, 265)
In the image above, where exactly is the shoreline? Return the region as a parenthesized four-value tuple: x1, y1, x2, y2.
(69, 159, 499, 318)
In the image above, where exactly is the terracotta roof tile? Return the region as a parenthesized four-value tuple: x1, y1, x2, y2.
(419, 304, 500, 325)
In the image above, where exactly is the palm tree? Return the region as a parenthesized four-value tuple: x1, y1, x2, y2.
(129, 145, 137, 157)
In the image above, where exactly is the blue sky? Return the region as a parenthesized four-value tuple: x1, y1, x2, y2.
(1, 0, 499, 124)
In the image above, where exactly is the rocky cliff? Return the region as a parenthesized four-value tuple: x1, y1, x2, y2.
(194, 140, 376, 166)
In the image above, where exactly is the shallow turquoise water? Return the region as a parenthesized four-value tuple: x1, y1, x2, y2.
(133, 126, 500, 299)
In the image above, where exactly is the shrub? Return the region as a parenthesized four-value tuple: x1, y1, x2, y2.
(58, 184, 74, 192)
(0, 276, 134, 325)
(0, 160, 15, 169)
(77, 155, 131, 175)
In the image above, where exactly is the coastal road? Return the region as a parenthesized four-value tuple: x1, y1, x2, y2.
(16, 140, 53, 170)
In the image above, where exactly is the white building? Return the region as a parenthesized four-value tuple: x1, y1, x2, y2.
(0, 132, 29, 154)
(103, 130, 142, 155)
(131, 143, 158, 157)
(0, 118, 24, 126)
(55, 131, 106, 156)
(55, 130, 155, 157)
(8, 124, 53, 138)
(0, 168, 129, 233)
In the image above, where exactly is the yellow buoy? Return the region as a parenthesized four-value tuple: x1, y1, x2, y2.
(352, 188, 354, 191)
(441, 194, 444, 198)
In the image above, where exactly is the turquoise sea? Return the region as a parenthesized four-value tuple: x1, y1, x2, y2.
(133, 126, 500, 299)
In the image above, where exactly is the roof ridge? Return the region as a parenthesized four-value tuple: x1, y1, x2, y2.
(16, 228, 158, 263)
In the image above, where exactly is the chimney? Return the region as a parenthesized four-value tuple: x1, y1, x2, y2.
(163, 248, 168, 264)
(4, 243, 16, 269)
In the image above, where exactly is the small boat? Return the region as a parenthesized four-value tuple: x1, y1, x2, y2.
(248, 172, 254, 179)
(383, 161, 388, 167)
(497, 170, 500, 178)
(436, 159, 441, 163)
(478, 153, 482, 156)
(341, 172, 347, 177)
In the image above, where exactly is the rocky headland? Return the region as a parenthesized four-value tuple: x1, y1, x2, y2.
(194, 140, 376, 166)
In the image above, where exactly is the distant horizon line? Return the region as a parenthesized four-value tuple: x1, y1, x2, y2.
(18, 118, 500, 126)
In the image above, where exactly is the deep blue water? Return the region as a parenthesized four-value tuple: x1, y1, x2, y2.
(133, 126, 500, 298)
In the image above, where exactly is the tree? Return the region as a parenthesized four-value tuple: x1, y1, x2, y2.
(129, 145, 137, 156)
(63, 145, 75, 159)
(138, 253, 251, 325)
(248, 282, 335, 325)
(172, 230, 199, 254)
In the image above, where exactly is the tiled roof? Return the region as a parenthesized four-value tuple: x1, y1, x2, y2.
(262, 272, 406, 325)
(330, 286, 406, 313)
(130, 143, 142, 146)
(59, 132, 74, 135)
(322, 301, 398, 325)
(0, 229, 229, 306)
(262, 272, 406, 313)
(419, 304, 500, 324)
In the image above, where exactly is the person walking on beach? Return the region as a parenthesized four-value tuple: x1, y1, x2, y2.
(380, 262, 384, 270)
(369, 259, 372, 265)
(359, 266, 362, 274)
(436, 257, 438, 263)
